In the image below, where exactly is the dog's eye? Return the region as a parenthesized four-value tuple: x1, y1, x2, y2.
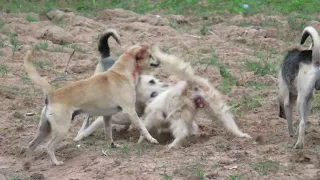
(150, 92, 158, 98)
(149, 80, 155, 84)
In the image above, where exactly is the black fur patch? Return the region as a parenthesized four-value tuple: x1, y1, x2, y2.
(281, 49, 312, 87)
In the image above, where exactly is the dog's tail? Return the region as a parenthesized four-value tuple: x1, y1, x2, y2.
(152, 46, 210, 90)
(300, 26, 320, 65)
(98, 29, 121, 59)
(24, 50, 53, 95)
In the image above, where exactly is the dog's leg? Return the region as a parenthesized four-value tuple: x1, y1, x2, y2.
(76, 114, 91, 136)
(137, 112, 157, 144)
(168, 119, 188, 149)
(190, 122, 199, 136)
(28, 106, 50, 150)
(294, 94, 313, 149)
(124, 108, 158, 144)
(103, 116, 119, 148)
(74, 116, 104, 141)
(284, 93, 296, 137)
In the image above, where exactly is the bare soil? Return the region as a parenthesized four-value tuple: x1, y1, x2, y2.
(0, 8, 320, 180)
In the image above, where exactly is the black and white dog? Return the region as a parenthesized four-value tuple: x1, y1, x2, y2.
(278, 26, 320, 149)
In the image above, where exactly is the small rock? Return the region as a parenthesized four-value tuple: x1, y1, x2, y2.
(30, 173, 45, 180)
(25, 112, 36, 116)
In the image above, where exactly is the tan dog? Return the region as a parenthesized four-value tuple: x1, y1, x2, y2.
(24, 44, 160, 165)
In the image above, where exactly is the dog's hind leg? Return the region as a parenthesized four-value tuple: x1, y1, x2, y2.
(124, 108, 158, 144)
(76, 114, 91, 136)
(28, 106, 50, 150)
(103, 116, 119, 148)
(294, 93, 313, 149)
(74, 116, 103, 141)
(168, 119, 188, 149)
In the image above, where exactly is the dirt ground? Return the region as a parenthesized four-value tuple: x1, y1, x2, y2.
(0, 8, 320, 180)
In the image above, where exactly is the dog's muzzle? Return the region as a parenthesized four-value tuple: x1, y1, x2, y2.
(194, 96, 205, 108)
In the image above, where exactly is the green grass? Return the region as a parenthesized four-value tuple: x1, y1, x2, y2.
(34, 41, 49, 51)
(230, 175, 246, 180)
(229, 94, 263, 115)
(25, 14, 39, 22)
(0, 18, 4, 28)
(9, 33, 21, 56)
(243, 81, 266, 89)
(219, 65, 237, 93)
(20, 74, 32, 85)
(244, 58, 277, 76)
(251, 160, 282, 176)
(0, 63, 9, 75)
(1, 0, 319, 18)
(195, 168, 205, 180)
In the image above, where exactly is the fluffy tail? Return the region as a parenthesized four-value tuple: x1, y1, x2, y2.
(152, 45, 210, 90)
(300, 26, 320, 65)
(24, 50, 53, 95)
(98, 29, 121, 59)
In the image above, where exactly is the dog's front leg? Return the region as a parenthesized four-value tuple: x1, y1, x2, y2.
(123, 108, 159, 144)
(103, 116, 119, 148)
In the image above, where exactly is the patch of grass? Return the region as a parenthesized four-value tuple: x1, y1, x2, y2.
(9, 33, 21, 56)
(0, 18, 4, 28)
(52, 17, 65, 28)
(195, 168, 205, 180)
(34, 41, 49, 51)
(70, 44, 87, 53)
(0, 38, 5, 48)
(287, 14, 320, 31)
(200, 24, 208, 35)
(168, 20, 178, 29)
(0, 63, 9, 75)
(312, 145, 320, 153)
(20, 74, 32, 85)
(244, 58, 277, 76)
(25, 14, 39, 22)
(219, 66, 236, 94)
(229, 95, 263, 115)
(33, 59, 51, 70)
(120, 144, 129, 153)
(1, 0, 320, 19)
(161, 164, 172, 180)
(251, 160, 282, 176)
(230, 175, 246, 180)
(243, 81, 266, 90)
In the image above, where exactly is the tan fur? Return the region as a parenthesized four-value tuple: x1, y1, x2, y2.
(24, 44, 160, 165)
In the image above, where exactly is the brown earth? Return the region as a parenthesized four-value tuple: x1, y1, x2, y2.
(0, 8, 320, 180)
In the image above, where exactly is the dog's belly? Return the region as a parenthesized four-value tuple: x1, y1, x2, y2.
(84, 106, 121, 117)
(111, 113, 131, 125)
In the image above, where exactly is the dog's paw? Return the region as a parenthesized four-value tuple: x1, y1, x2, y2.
(53, 161, 64, 166)
(149, 138, 159, 144)
(294, 141, 304, 149)
(111, 142, 120, 148)
(73, 135, 83, 142)
(241, 133, 252, 139)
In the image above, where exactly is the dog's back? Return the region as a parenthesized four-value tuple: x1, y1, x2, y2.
(281, 49, 312, 88)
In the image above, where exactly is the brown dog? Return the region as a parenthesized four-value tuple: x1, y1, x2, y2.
(24, 44, 160, 165)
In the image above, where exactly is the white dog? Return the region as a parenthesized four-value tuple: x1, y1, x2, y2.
(137, 46, 252, 148)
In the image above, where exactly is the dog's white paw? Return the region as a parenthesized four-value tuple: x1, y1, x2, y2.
(242, 133, 252, 139)
(53, 161, 64, 166)
(73, 134, 84, 142)
(149, 138, 159, 144)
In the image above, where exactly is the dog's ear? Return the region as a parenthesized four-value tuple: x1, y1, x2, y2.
(135, 44, 149, 60)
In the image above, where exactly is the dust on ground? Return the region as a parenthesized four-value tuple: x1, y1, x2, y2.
(0, 8, 320, 180)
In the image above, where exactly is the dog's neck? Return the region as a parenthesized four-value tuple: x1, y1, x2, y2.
(132, 64, 140, 80)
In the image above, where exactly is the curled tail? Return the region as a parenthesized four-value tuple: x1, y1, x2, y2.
(300, 26, 320, 66)
(24, 50, 53, 95)
(98, 29, 121, 59)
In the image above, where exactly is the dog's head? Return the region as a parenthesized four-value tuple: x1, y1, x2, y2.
(190, 86, 206, 108)
(126, 43, 160, 69)
(136, 75, 170, 103)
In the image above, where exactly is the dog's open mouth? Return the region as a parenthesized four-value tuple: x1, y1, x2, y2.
(194, 96, 205, 108)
